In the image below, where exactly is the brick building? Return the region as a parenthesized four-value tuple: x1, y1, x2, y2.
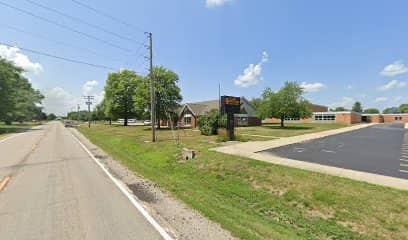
(265, 105, 408, 125)
(178, 97, 261, 128)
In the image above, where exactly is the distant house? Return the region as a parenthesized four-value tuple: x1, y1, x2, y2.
(178, 97, 261, 128)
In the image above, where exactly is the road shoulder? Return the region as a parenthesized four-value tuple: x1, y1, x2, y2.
(69, 127, 236, 240)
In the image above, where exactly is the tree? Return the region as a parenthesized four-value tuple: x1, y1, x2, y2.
(47, 113, 57, 121)
(197, 109, 222, 136)
(352, 101, 363, 113)
(399, 104, 408, 113)
(334, 107, 348, 112)
(383, 107, 400, 114)
(0, 58, 44, 124)
(257, 82, 312, 127)
(363, 108, 380, 114)
(67, 110, 88, 121)
(104, 70, 142, 126)
(249, 97, 262, 110)
(135, 66, 182, 129)
(94, 100, 107, 121)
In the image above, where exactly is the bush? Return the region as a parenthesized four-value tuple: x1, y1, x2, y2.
(197, 109, 225, 136)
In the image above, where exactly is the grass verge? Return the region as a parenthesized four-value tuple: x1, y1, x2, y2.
(0, 122, 42, 138)
(79, 124, 408, 240)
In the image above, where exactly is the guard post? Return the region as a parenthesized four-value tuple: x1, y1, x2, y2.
(221, 96, 241, 141)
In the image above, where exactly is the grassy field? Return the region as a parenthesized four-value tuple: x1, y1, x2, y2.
(0, 122, 41, 138)
(236, 123, 349, 139)
(79, 124, 408, 240)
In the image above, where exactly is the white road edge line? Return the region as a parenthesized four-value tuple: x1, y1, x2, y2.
(0, 132, 25, 144)
(70, 132, 173, 240)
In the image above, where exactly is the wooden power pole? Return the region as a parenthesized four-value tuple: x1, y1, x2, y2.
(83, 95, 94, 128)
(148, 32, 156, 142)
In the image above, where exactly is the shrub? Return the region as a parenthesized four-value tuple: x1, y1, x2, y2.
(197, 109, 224, 136)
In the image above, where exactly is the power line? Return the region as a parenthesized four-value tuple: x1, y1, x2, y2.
(23, 0, 144, 45)
(0, 1, 134, 54)
(0, 24, 132, 63)
(70, 0, 146, 33)
(0, 41, 117, 70)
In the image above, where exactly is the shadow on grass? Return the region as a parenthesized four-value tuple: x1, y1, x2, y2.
(0, 127, 37, 135)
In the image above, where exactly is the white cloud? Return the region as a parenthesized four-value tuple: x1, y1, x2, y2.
(380, 61, 408, 77)
(346, 85, 352, 90)
(0, 44, 43, 74)
(206, 0, 233, 8)
(393, 96, 402, 102)
(82, 80, 99, 95)
(329, 97, 354, 108)
(234, 51, 268, 88)
(374, 97, 388, 103)
(300, 82, 326, 93)
(378, 79, 407, 91)
(42, 87, 76, 116)
(94, 90, 105, 106)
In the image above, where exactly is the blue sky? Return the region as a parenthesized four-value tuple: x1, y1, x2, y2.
(1, 0, 407, 115)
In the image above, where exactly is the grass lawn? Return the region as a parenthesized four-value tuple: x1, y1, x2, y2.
(79, 124, 408, 240)
(0, 122, 42, 138)
(236, 123, 349, 140)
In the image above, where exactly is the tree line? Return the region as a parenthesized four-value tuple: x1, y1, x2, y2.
(0, 58, 47, 124)
(68, 66, 183, 127)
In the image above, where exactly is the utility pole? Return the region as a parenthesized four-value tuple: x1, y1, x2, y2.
(77, 104, 80, 123)
(83, 96, 94, 128)
(148, 32, 156, 142)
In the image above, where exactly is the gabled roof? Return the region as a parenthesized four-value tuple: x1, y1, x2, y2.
(179, 97, 258, 117)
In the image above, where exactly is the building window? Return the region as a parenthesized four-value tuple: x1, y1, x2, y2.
(313, 114, 335, 122)
(184, 116, 192, 125)
(285, 117, 300, 121)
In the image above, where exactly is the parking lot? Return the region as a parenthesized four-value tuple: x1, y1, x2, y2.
(262, 123, 408, 179)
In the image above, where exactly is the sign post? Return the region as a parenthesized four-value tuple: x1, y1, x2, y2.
(221, 96, 241, 141)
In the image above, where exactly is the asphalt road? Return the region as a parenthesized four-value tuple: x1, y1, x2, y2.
(0, 122, 164, 240)
(262, 123, 408, 179)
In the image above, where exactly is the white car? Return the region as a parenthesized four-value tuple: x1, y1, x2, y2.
(64, 120, 74, 127)
(143, 120, 152, 125)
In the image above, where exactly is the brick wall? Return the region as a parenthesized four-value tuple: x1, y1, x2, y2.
(309, 104, 328, 112)
(248, 117, 262, 126)
(383, 115, 408, 123)
(335, 112, 361, 124)
(368, 115, 383, 123)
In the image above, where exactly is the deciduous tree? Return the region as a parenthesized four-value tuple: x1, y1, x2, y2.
(352, 101, 363, 113)
(363, 108, 380, 114)
(135, 66, 182, 129)
(0, 58, 44, 124)
(257, 82, 312, 127)
(104, 70, 142, 126)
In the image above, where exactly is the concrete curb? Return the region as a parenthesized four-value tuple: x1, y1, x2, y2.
(212, 123, 408, 191)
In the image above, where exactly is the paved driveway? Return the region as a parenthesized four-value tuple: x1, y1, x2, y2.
(262, 123, 408, 179)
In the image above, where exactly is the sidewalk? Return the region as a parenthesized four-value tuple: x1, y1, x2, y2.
(213, 123, 408, 191)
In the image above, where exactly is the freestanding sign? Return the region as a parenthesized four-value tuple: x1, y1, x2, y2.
(220, 96, 241, 141)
